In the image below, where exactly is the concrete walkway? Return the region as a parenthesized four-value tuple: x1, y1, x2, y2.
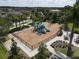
(46, 30, 79, 59)
(4, 34, 39, 58)
(46, 36, 71, 59)
(10, 20, 32, 30)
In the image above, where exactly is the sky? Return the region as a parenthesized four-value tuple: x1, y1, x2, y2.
(0, 0, 76, 7)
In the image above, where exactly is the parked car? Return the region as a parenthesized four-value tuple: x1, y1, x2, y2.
(51, 55, 62, 59)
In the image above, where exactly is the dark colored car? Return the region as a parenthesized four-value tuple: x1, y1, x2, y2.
(51, 55, 62, 59)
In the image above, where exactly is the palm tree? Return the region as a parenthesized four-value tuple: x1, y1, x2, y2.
(62, 5, 72, 30)
(6, 15, 13, 30)
(21, 14, 27, 26)
(12, 15, 19, 28)
(67, 2, 79, 56)
(17, 15, 21, 27)
(74, 2, 79, 28)
(67, 23, 74, 56)
(42, 9, 50, 21)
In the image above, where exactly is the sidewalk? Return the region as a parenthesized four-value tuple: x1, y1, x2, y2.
(10, 20, 32, 30)
(46, 30, 79, 59)
(4, 34, 38, 58)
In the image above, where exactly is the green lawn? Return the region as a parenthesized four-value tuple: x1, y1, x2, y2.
(56, 47, 79, 59)
(72, 48, 79, 59)
(0, 43, 8, 59)
(68, 22, 79, 33)
(56, 48, 67, 55)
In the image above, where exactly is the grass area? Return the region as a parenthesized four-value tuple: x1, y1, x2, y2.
(56, 47, 79, 59)
(51, 40, 79, 59)
(56, 48, 67, 55)
(72, 48, 79, 59)
(0, 43, 8, 59)
(68, 22, 79, 33)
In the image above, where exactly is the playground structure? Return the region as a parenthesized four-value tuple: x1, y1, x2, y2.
(33, 21, 50, 35)
(13, 22, 61, 49)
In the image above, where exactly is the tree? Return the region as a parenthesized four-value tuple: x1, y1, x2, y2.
(53, 13, 58, 23)
(0, 17, 12, 36)
(67, 24, 74, 56)
(46, 12, 58, 23)
(42, 9, 50, 21)
(74, 2, 79, 27)
(61, 5, 72, 31)
(67, 2, 79, 56)
(21, 14, 29, 26)
(6, 15, 13, 30)
(35, 43, 49, 59)
(57, 27, 63, 36)
(8, 39, 20, 59)
(11, 15, 19, 28)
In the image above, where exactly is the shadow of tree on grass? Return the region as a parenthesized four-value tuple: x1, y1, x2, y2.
(72, 57, 79, 59)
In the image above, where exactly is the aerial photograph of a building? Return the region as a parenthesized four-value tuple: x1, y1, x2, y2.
(0, 0, 79, 59)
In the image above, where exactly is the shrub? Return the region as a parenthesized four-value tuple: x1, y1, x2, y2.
(57, 27, 63, 36)
(57, 30, 63, 36)
(9, 25, 29, 33)
(64, 35, 69, 40)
